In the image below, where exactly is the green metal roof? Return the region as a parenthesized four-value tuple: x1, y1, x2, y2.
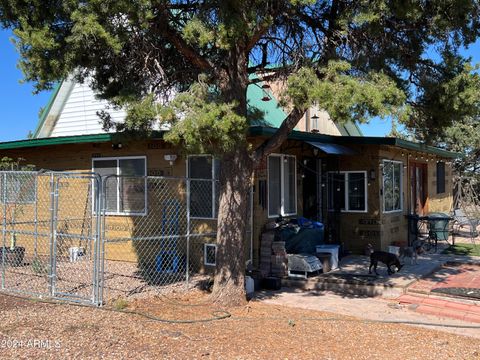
(0, 126, 457, 158)
(247, 76, 288, 128)
(249, 126, 459, 158)
(0, 133, 114, 150)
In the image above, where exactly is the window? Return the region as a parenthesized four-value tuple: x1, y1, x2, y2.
(188, 155, 219, 219)
(0, 172, 36, 204)
(437, 162, 446, 194)
(204, 244, 217, 266)
(92, 157, 146, 215)
(268, 154, 297, 217)
(327, 171, 367, 212)
(383, 160, 402, 213)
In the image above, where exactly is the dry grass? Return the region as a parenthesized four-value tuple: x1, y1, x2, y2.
(0, 292, 479, 360)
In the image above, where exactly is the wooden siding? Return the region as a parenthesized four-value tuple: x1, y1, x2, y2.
(50, 82, 126, 137)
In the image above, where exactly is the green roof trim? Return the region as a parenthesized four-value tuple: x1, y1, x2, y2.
(33, 81, 62, 138)
(352, 122, 363, 136)
(0, 133, 114, 150)
(0, 126, 457, 159)
(249, 126, 459, 158)
(0, 131, 166, 150)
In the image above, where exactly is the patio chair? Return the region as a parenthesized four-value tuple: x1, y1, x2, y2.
(452, 208, 479, 239)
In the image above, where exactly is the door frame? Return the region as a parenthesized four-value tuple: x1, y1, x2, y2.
(409, 162, 428, 215)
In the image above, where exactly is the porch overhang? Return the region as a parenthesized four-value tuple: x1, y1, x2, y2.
(305, 141, 357, 155)
(248, 126, 459, 159)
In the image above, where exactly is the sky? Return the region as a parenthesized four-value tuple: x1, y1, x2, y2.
(0, 28, 480, 141)
(0, 29, 52, 142)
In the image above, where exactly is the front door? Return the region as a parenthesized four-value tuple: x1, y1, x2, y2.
(410, 162, 428, 215)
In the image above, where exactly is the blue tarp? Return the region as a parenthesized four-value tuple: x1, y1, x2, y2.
(277, 218, 324, 254)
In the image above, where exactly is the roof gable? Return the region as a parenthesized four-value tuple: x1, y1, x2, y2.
(34, 78, 361, 138)
(34, 79, 126, 138)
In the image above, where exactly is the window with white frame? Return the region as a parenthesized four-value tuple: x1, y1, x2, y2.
(93, 157, 147, 215)
(327, 171, 367, 212)
(383, 160, 402, 212)
(188, 155, 220, 219)
(0, 172, 36, 204)
(268, 154, 297, 217)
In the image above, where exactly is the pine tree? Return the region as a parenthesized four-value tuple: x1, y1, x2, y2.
(2, 0, 480, 305)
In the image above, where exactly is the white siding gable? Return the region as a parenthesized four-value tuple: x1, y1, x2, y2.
(49, 81, 126, 137)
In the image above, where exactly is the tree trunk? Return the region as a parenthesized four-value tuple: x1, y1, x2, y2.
(210, 47, 253, 305)
(210, 146, 253, 306)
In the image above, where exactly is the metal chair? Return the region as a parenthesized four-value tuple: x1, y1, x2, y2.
(452, 208, 479, 240)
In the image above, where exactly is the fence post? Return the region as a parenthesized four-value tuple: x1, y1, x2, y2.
(48, 173, 57, 297)
(34, 175, 38, 258)
(1, 173, 7, 290)
(99, 176, 107, 305)
(186, 178, 190, 286)
(92, 175, 101, 305)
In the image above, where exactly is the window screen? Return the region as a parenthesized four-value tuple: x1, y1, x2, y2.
(188, 156, 219, 219)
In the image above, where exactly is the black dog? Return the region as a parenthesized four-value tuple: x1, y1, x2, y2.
(369, 251, 403, 276)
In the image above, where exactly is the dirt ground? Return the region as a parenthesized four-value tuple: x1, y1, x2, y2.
(0, 292, 479, 360)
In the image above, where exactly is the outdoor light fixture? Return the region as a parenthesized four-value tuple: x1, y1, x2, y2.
(164, 154, 177, 165)
(112, 143, 123, 150)
(369, 169, 376, 180)
(311, 113, 319, 130)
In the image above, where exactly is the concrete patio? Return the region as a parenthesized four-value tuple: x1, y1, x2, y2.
(281, 242, 480, 298)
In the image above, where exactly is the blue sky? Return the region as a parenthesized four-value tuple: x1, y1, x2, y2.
(0, 29, 52, 141)
(0, 28, 479, 141)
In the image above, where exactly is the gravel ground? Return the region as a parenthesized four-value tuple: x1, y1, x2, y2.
(2, 258, 210, 304)
(0, 292, 479, 360)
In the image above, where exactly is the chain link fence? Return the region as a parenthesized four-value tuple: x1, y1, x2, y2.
(0, 172, 252, 305)
(100, 176, 252, 303)
(0, 171, 101, 304)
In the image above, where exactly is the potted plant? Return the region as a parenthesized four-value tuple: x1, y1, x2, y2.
(1, 233, 25, 267)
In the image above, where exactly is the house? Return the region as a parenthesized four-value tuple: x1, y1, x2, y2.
(0, 79, 456, 273)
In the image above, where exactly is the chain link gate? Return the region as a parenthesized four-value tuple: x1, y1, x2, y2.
(1, 171, 253, 305)
(0, 171, 102, 305)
